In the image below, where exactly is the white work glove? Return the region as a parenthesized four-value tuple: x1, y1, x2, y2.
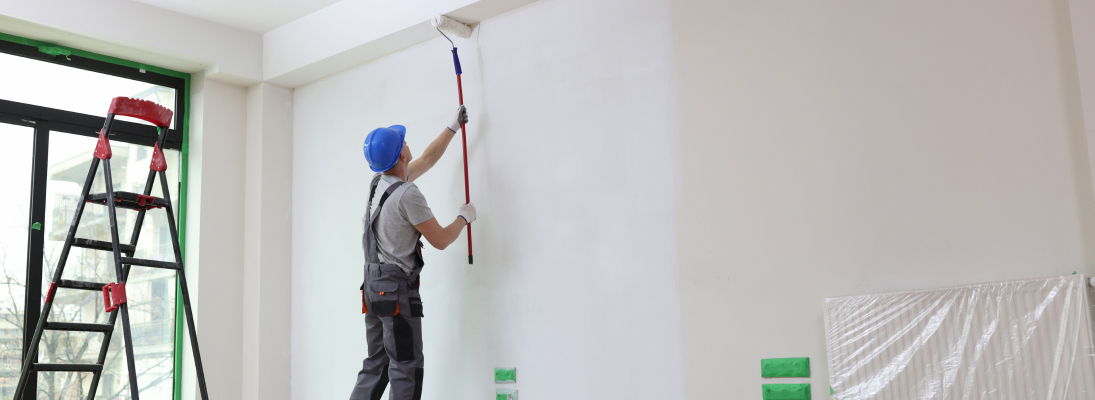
(458, 202, 477, 224)
(448, 105, 468, 133)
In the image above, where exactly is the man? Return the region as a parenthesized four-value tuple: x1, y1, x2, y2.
(350, 105, 476, 400)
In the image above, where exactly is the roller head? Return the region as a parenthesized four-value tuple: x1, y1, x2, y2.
(432, 14, 472, 39)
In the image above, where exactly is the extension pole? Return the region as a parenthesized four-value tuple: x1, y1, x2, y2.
(452, 47, 473, 264)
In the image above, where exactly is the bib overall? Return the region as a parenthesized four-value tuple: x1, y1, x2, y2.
(349, 175, 426, 400)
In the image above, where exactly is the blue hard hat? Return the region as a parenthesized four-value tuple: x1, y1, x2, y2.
(363, 125, 406, 172)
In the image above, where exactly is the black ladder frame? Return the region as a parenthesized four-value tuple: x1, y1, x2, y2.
(12, 107, 210, 400)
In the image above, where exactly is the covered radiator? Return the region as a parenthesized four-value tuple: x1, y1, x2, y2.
(824, 275, 1095, 399)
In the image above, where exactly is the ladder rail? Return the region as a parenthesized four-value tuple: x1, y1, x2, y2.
(125, 133, 162, 248)
(101, 158, 142, 400)
(158, 169, 210, 400)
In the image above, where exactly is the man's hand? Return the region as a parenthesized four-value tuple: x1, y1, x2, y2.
(448, 105, 468, 133)
(458, 202, 477, 224)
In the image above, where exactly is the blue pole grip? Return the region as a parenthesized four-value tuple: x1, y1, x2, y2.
(451, 47, 462, 75)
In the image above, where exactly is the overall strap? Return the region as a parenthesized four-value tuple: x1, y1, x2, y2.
(364, 176, 405, 264)
(365, 174, 382, 217)
(370, 182, 405, 223)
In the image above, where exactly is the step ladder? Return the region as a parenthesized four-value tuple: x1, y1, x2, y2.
(12, 97, 210, 400)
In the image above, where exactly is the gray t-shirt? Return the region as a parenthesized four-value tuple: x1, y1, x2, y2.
(364, 174, 435, 274)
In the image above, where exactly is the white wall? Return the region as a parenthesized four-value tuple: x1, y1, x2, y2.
(242, 82, 293, 400)
(670, 0, 1095, 399)
(1069, 0, 1095, 188)
(291, 0, 685, 399)
(183, 73, 248, 399)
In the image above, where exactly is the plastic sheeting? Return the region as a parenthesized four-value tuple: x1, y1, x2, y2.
(824, 275, 1095, 399)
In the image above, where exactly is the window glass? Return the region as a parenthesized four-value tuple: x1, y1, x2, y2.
(0, 123, 33, 399)
(0, 52, 176, 128)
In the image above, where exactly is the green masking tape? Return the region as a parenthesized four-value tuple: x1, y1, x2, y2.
(762, 383, 811, 400)
(30, 222, 41, 231)
(761, 357, 810, 378)
(496, 389, 518, 400)
(37, 46, 71, 60)
(495, 367, 516, 383)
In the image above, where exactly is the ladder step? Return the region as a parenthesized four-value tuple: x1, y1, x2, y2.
(120, 257, 180, 270)
(86, 191, 168, 211)
(57, 280, 108, 291)
(44, 322, 113, 333)
(72, 238, 136, 254)
(33, 363, 103, 372)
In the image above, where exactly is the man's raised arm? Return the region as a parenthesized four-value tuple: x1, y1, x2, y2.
(408, 105, 467, 181)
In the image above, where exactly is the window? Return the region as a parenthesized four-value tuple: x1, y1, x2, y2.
(0, 37, 187, 400)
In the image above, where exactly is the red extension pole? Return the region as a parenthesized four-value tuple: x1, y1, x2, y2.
(453, 49, 473, 264)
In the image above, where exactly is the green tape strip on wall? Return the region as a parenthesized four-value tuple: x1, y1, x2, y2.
(761, 357, 810, 378)
(762, 383, 811, 400)
(496, 389, 517, 400)
(495, 367, 516, 383)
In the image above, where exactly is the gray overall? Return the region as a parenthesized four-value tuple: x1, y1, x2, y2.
(350, 175, 426, 400)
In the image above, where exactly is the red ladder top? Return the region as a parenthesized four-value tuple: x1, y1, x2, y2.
(108, 97, 173, 128)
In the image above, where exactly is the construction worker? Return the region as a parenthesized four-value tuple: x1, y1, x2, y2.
(350, 105, 476, 400)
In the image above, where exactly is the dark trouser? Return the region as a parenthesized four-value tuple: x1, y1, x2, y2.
(350, 263, 424, 400)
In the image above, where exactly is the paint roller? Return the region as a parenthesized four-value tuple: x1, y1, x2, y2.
(433, 15, 472, 38)
(433, 15, 475, 264)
